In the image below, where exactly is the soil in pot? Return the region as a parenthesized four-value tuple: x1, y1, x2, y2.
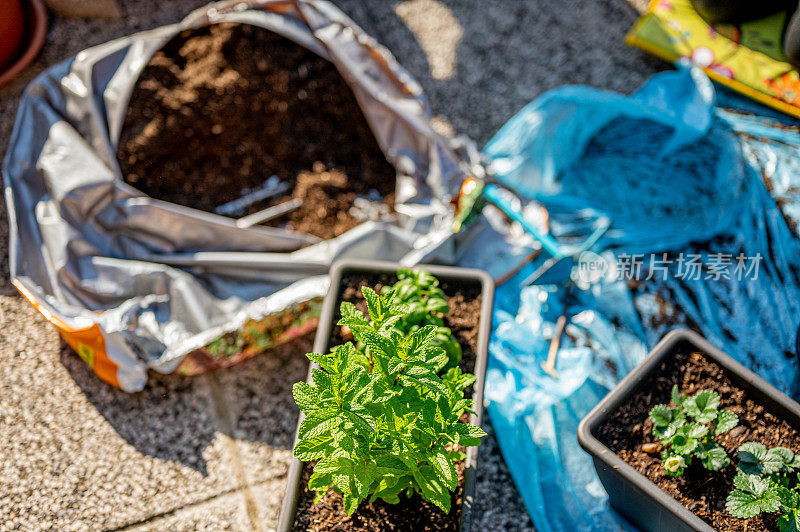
(596, 349, 800, 531)
(117, 23, 396, 240)
(291, 272, 482, 531)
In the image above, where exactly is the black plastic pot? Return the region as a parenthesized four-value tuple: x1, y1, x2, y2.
(578, 329, 800, 532)
(277, 259, 494, 532)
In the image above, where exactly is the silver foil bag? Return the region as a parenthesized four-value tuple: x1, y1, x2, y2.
(3, 0, 465, 391)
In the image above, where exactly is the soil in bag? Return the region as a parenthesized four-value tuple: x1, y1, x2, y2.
(291, 272, 482, 531)
(596, 350, 800, 531)
(117, 23, 396, 240)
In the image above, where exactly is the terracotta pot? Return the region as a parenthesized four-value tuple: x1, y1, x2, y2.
(0, 0, 47, 88)
(0, 0, 25, 70)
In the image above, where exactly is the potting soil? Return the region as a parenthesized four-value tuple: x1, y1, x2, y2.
(118, 22, 396, 240)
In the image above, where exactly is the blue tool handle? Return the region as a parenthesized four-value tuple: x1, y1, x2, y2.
(483, 183, 565, 258)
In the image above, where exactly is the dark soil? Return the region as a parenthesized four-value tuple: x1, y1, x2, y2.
(597, 349, 800, 531)
(117, 23, 396, 240)
(291, 271, 483, 531)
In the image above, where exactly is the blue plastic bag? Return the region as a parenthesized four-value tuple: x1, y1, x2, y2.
(479, 66, 800, 531)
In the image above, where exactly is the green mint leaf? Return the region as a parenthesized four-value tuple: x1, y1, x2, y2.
(452, 423, 486, 446)
(308, 471, 333, 492)
(292, 382, 320, 413)
(343, 494, 360, 515)
(412, 465, 451, 513)
(428, 447, 458, 491)
(295, 433, 334, 461)
(298, 409, 339, 439)
(338, 301, 369, 328)
(350, 326, 396, 360)
(361, 287, 383, 322)
(307, 352, 335, 373)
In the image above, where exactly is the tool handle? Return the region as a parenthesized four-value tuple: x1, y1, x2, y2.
(483, 183, 564, 258)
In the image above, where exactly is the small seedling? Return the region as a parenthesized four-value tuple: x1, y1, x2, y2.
(292, 278, 485, 515)
(648, 385, 738, 476)
(726, 442, 800, 530)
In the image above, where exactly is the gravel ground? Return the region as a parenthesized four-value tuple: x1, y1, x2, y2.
(0, 1, 662, 530)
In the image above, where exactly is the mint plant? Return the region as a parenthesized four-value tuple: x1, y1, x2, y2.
(648, 385, 738, 476)
(725, 443, 800, 530)
(379, 269, 462, 370)
(292, 282, 485, 515)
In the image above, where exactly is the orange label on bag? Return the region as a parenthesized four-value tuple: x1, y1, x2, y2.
(13, 280, 121, 389)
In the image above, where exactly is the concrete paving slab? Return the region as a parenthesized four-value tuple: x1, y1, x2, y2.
(0, 295, 247, 531)
(121, 490, 251, 532)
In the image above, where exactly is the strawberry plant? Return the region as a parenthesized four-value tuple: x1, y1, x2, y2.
(379, 269, 462, 370)
(725, 442, 800, 530)
(648, 385, 739, 476)
(292, 281, 485, 515)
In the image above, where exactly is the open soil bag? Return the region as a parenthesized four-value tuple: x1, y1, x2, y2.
(3, 0, 466, 391)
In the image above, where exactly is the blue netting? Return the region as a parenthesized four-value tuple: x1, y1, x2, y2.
(478, 66, 800, 531)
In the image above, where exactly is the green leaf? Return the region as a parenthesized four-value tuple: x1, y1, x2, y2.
(339, 301, 370, 328)
(350, 326, 396, 360)
(670, 432, 698, 455)
(671, 384, 683, 406)
(343, 494, 360, 515)
(292, 382, 320, 413)
(306, 352, 335, 373)
(295, 433, 334, 461)
(715, 410, 739, 436)
(686, 423, 709, 439)
(298, 409, 338, 439)
(413, 465, 451, 513)
(428, 447, 458, 491)
(452, 423, 486, 446)
(683, 390, 720, 422)
(308, 470, 332, 492)
(698, 442, 730, 471)
(726, 473, 780, 519)
(762, 448, 793, 474)
(649, 404, 672, 428)
(770, 447, 800, 472)
(361, 287, 383, 322)
(778, 510, 800, 532)
(739, 442, 769, 475)
(425, 297, 450, 314)
(778, 485, 800, 513)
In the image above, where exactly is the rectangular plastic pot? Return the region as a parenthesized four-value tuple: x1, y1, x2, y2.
(277, 259, 495, 532)
(577, 329, 800, 532)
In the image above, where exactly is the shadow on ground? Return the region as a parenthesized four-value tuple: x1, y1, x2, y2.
(60, 332, 312, 476)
